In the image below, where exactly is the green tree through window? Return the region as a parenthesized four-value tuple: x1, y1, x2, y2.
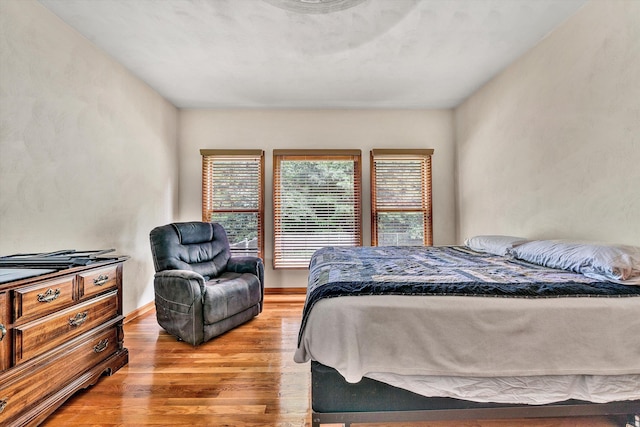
(371, 149, 433, 247)
(273, 150, 362, 268)
(201, 150, 264, 258)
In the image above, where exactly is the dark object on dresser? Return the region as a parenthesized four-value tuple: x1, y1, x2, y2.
(149, 221, 264, 345)
(0, 253, 128, 426)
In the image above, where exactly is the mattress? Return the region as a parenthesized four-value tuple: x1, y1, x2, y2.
(294, 245, 640, 404)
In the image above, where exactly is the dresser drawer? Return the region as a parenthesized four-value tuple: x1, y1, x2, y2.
(13, 275, 75, 324)
(0, 292, 9, 371)
(79, 265, 118, 298)
(0, 326, 118, 424)
(14, 291, 118, 364)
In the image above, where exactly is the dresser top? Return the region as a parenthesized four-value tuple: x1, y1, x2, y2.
(0, 254, 128, 289)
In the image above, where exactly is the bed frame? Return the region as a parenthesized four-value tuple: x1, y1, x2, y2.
(311, 362, 640, 427)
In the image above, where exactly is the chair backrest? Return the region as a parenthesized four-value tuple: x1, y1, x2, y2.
(150, 222, 231, 279)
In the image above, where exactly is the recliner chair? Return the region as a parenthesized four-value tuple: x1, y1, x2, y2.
(149, 221, 264, 345)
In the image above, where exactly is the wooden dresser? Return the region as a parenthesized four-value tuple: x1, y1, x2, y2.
(0, 255, 128, 427)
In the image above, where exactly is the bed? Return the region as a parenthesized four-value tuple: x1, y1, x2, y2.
(294, 238, 640, 426)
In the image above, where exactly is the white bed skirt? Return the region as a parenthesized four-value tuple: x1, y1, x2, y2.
(366, 371, 640, 404)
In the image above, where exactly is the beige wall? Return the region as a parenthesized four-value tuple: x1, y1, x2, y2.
(455, 0, 640, 246)
(179, 109, 456, 287)
(0, 0, 179, 314)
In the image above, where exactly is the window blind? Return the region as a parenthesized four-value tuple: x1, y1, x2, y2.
(273, 150, 362, 268)
(201, 149, 264, 259)
(371, 149, 433, 247)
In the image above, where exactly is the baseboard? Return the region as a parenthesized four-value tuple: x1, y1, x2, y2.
(265, 287, 307, 295)
(124, 301, 155, 323)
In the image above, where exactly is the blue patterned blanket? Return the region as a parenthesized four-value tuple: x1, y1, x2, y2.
(299, 246, 640, 344)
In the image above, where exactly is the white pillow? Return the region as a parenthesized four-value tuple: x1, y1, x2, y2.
(464, 235, 528, 256)
(510, 240, 640, 285)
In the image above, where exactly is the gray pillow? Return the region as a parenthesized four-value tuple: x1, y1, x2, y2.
(464, 235, 528, 256)
(510, 240, 640, 285)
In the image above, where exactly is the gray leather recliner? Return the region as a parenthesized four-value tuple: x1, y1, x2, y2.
(149, 221, 264, 345)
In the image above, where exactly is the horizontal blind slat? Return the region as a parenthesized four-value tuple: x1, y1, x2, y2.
(273, 152, 362, 269)
(202, 151, 264, 259)
(371, 151, 432, 247)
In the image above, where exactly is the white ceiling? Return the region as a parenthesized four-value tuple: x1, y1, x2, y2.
(38, 0, 588, 109)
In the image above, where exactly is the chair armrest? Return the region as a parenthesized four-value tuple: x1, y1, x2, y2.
(153, 269, 206, 345)
(226, 257, 264, 283)
(154, 270, 206, 305)
(226, 257, 265, 311)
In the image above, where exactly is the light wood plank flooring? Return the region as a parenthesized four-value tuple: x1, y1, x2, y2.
(42, 294, 622, 427)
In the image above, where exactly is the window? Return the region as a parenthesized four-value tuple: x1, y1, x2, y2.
(201, 149, 264, 259)
(273, 150, 362, 268)
(371, 149, 433, 246)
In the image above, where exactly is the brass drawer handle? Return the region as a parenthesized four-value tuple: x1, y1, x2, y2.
(37, 288, 61, 303)
(69, 311, 88, 327)
(0, 323, 6, 342)
(0, 397, 7, 414)
(94, 338, 109, 353)
(93, 274, 110, 286)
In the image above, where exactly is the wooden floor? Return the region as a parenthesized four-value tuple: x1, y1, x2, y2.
(42, 294, 623, 427)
